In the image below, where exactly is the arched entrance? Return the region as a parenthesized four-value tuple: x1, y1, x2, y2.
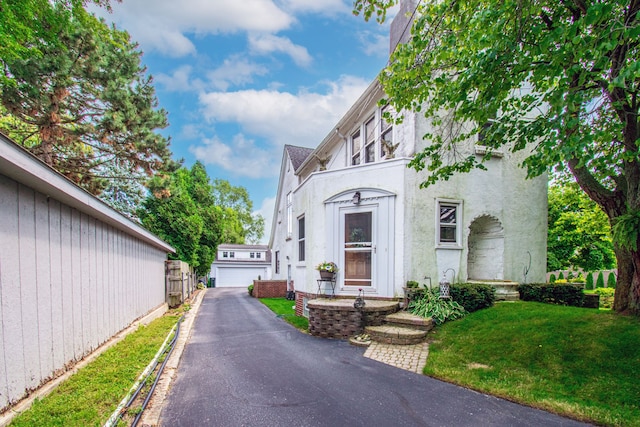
(467, 215, 504, 280)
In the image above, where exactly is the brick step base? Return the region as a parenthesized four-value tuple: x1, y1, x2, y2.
(365, 325, 427, 345)
(384, 312, 434, 332)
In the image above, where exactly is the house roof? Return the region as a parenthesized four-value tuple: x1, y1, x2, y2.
(218, 243, 269, 250)
(215, 244, 271, 263)
(285, 145, 314, 171)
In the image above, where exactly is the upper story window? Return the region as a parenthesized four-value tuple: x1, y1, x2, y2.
(250, 252, 255, 258)
(222, 251, 228, 258)
(256, 252, 261, 259)
(381, 104, 393, 158)
(229, 251, 235, 258)
(349, 105, 395, 166)
(298, 216, 306, 261)
(286, 192, 293, 239)
(351, 129, 361, 165)
(437, 200, 462, 248)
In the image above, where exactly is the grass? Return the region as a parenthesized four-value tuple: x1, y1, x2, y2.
(9, 314, 181, 427)
(424, 301, 640, 426)
(259, 297, 309, 331)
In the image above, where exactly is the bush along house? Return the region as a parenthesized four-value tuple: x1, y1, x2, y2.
(268, 1, 547, 316)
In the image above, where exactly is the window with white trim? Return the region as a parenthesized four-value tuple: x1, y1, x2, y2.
(250, 252, 255, 258)
(256, 252, 261, 259)
(286, 192, 293, 239)
(364, 116, 376, 163)
(437, 200, 462, 247)
(229, 251, 235, 258)
(222, 251, 228, 258)
(349, 105, 395, 166)
(298, 216, 305, 261)
(351, 129, 362, 165)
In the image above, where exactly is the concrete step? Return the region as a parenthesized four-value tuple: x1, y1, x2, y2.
(365, 325, 427, 345)
(384, 311, 434, 331)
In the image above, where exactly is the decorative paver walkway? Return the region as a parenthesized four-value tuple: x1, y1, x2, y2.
(363, 341, 430, 374)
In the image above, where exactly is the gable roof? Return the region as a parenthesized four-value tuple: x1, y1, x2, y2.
(285, 145, 314, 171)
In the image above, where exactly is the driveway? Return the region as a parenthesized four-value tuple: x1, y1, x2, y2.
(159, 288, 588, 426)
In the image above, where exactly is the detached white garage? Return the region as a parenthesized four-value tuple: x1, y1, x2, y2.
(211, 244, 272, 288)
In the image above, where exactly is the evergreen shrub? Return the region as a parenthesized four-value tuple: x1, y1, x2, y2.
(450, 283, 496, 312)
(517, 283, 585, 307)
(586, 272, 594, 290)
(607, 273, 616, 288)
(596, 272, 605, 288)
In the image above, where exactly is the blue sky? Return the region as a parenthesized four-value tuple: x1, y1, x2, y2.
(94, 1, 398, 243)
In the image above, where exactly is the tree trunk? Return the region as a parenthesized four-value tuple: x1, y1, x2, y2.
(613, 246, 640, 315)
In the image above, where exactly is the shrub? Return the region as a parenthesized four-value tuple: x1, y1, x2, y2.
(408, 288, 467, 325)
(594, 287, 615, 309)
(406, 280, 419, 288)
(596, 272, 605, 288)
(549, 273, 557, 283)
(586, 272, 594, 290)
(450, 283, 495, 312)
(248, 284, 254, 296)
(558, 271, 565, 280)
(607, 272, 616, 288)
(517, 283, 585, 307)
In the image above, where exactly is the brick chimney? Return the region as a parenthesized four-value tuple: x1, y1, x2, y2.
(389, 0, 418, 55)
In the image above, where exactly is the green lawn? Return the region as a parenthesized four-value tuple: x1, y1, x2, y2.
(259, 297, 309, 331)
(9, 314, 180, 427)
(424, 301, 640, 426)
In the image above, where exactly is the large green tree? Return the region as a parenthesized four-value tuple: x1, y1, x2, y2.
(211, 179, 265, 244)
(140, 162, 222, 276)
(139, 163, 265, 275)
(355, 0, 640, 314)
(548, 181, 616, 271)
(0, 1, 175, 215)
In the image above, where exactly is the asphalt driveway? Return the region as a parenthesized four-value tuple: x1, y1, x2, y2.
(159, 288, 588, 426)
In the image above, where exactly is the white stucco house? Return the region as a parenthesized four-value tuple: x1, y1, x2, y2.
(210, 244, 272, 287)
(268, 3, 547, 304)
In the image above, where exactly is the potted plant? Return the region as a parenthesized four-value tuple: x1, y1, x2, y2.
(316, 261, 338, 279)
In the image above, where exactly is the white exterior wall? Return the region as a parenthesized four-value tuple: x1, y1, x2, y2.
(269, 80, 547, 300)
(0, 138, 172, 411)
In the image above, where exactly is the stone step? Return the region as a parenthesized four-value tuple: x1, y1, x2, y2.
(365, 325, 428, 345)
(384, 311, 434, 331)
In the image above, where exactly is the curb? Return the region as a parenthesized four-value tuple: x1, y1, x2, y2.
(138, 289, 206, 426)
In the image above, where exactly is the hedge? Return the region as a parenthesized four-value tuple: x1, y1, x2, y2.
(517, 283, 585, 307)
(450, 283, 496, 312)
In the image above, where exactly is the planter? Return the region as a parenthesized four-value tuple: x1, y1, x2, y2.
(319, 270, 335, 280)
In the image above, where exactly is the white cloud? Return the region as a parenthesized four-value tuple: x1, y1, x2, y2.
(98, 0, 294, 57)
(207, 55, 270, 91)
(198, 75, 370, 149)
(280, 0, 349, 15)
(360, 32, 390, 57)
(155, 65, 206, 92)
(248, 34, 312, 67)
(189, 134, 278, 179)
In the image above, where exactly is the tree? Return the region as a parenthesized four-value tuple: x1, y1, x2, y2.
(211, 179, 265, 244)
(139, 162, 222, 276)
(548, 181, 616, 272)
(354, 0, 640, 315)
(0, 2, 175, 214)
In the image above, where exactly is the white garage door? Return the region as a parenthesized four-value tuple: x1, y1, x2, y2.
(216, 267, 264, 287)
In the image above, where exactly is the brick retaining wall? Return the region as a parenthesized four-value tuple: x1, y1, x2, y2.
(253, 280, 287, 298)
(306, 298, 399, 339)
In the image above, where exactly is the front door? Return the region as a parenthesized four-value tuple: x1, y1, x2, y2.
(343, 211, 373, 287)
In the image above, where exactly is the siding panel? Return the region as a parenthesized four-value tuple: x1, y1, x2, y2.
(0, 176, 23, 407)
(35, 192, 53, 382)
(18, 184, 40, 391)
